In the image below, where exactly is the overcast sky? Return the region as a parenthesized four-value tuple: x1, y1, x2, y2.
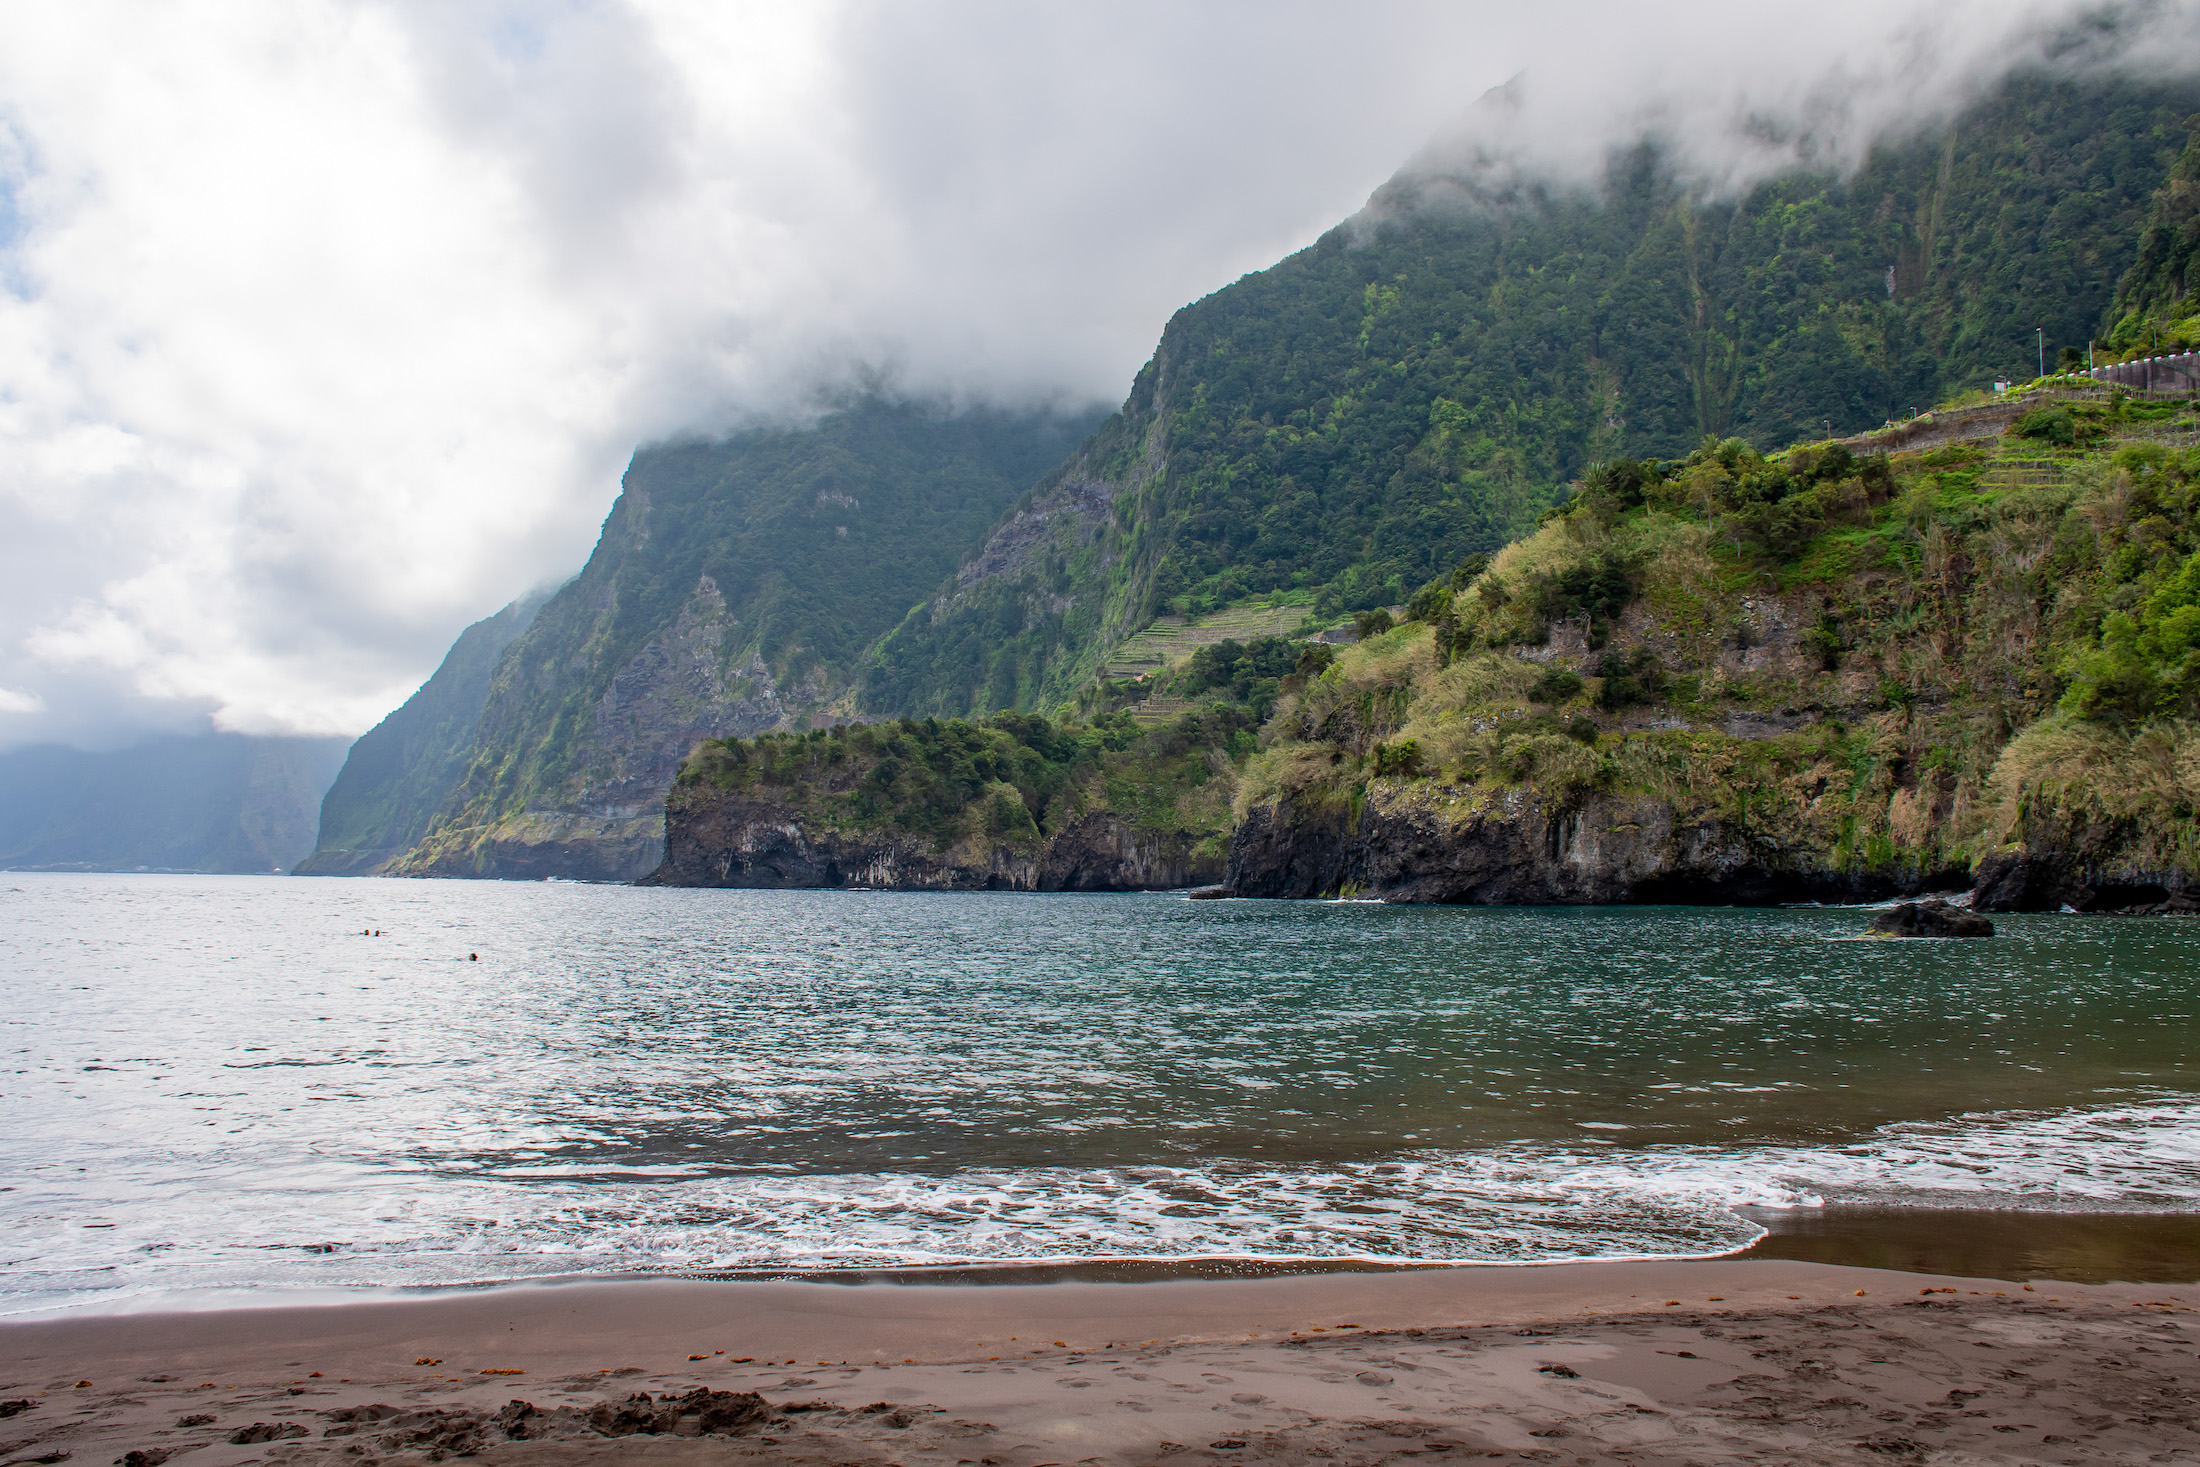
(0, 0, 2181, 750)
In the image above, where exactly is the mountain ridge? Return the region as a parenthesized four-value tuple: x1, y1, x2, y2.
(855, 70, 2200, 725)
(316, 67, 2200, 884)
(317, 401, 1102, 880)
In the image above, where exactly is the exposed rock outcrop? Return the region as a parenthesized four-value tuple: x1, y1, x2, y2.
(1966, 790, 2200, 912)
(1226, 783, 1966, 905)
(1865, 899, 1995, 937)
(644, 794, 1220, 891)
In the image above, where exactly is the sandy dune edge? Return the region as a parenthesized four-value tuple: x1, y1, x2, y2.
(2, 1260, 2193, 1464)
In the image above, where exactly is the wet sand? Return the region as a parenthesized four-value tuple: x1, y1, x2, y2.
(3, 1258, 2196, 1464)
(1736, 1206, 2200, 1285)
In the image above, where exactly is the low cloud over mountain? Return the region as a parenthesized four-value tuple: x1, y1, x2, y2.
(0, 0, 2178, 748)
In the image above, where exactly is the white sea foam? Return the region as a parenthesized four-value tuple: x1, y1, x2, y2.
(10, 1098, 2195, 1311)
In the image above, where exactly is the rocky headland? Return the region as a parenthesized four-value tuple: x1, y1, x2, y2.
(642, 709, 1245, 892)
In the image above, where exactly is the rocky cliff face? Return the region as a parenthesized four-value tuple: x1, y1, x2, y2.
(861, 417, 1169, 719)
(388, 575, 813, 880)
(1968, 808, 2200, 914)
(297, 592, 546, 876)
(645, 792, 1219, 891)
(1228, 784, 1964, 905)
(1225, 779, 2198, 912)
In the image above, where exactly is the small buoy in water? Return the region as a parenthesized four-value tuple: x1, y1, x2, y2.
(469, 953, 478, 961)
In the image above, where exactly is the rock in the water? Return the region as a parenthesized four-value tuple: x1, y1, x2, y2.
(1865, 899, 1994, 938)
(1185, 885, 1232, 899)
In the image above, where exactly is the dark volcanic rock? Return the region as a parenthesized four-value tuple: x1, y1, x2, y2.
(1969, 846, 2094, 912)
(1228, 786, 1966, 906)
(1865, 900, 1994, 938)
(588, 1389, 773, 1437)
(645, 794, 1221, 892)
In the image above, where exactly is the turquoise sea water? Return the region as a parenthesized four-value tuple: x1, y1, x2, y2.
(2, 874, 2196, 1310)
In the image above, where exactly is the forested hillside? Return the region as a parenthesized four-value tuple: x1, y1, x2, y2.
(862, 73, 2200, 722)
(2107, 109, 2200, 356)
(382, 400, 1100, 880)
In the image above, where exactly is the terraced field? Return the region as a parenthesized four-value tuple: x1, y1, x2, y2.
(1098, 601, 1320, 681)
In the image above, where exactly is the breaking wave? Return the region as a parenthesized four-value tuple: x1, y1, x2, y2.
(9, 1099, 2196, 1311)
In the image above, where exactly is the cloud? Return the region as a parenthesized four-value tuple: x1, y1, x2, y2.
(1386, 1, 2200, 210)
(0, 0, 2179, 748)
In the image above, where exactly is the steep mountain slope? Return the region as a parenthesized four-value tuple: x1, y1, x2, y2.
(0, 732, 349, 873)
(295, 591, 548, 875)
(388, 400, 1101, 881)
(862, 72, 2200, 722)
(2106, 112, 2200, 356)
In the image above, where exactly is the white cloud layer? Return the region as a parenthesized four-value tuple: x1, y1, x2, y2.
(0, 0, 2181, 748)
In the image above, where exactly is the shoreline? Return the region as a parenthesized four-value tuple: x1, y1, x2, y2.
(11, 1203, 2196, 1324)
(3, 1258, 2193, 1464)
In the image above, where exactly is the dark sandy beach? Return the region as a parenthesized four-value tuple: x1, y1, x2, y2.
(3, 1257, 2195, 1465)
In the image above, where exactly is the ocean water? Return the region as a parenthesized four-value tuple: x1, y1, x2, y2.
(2, 873, 2197, 1311)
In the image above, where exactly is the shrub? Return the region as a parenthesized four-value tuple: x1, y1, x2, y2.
(1354, 608, 1396, 640)
(1280, 642, 1337, 691)
(2015, 406, 2076, 446)
(1448, 552, 1492, 591)
(1372, 738, 1425, 778)
(1530, 666, 1585, 703)
(1405, 581, 1454, 623)
(1594, 648, 1666, 709)
(1168, 636, 1298, 710)
(1803, 613, 1843, 670)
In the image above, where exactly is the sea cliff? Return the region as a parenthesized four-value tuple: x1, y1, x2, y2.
(643, 707, 1249, 892)
(645, 794, 1216, 891)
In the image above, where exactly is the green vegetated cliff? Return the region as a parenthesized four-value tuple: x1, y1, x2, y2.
(647, 705, 1263, 890)
(296, 592, 547, 875)
(2106, 110, 2200, 357)
(366, 400, 1100, 880)
(858, 72, 2200, 724)
(1227, 394, 2200, 909)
